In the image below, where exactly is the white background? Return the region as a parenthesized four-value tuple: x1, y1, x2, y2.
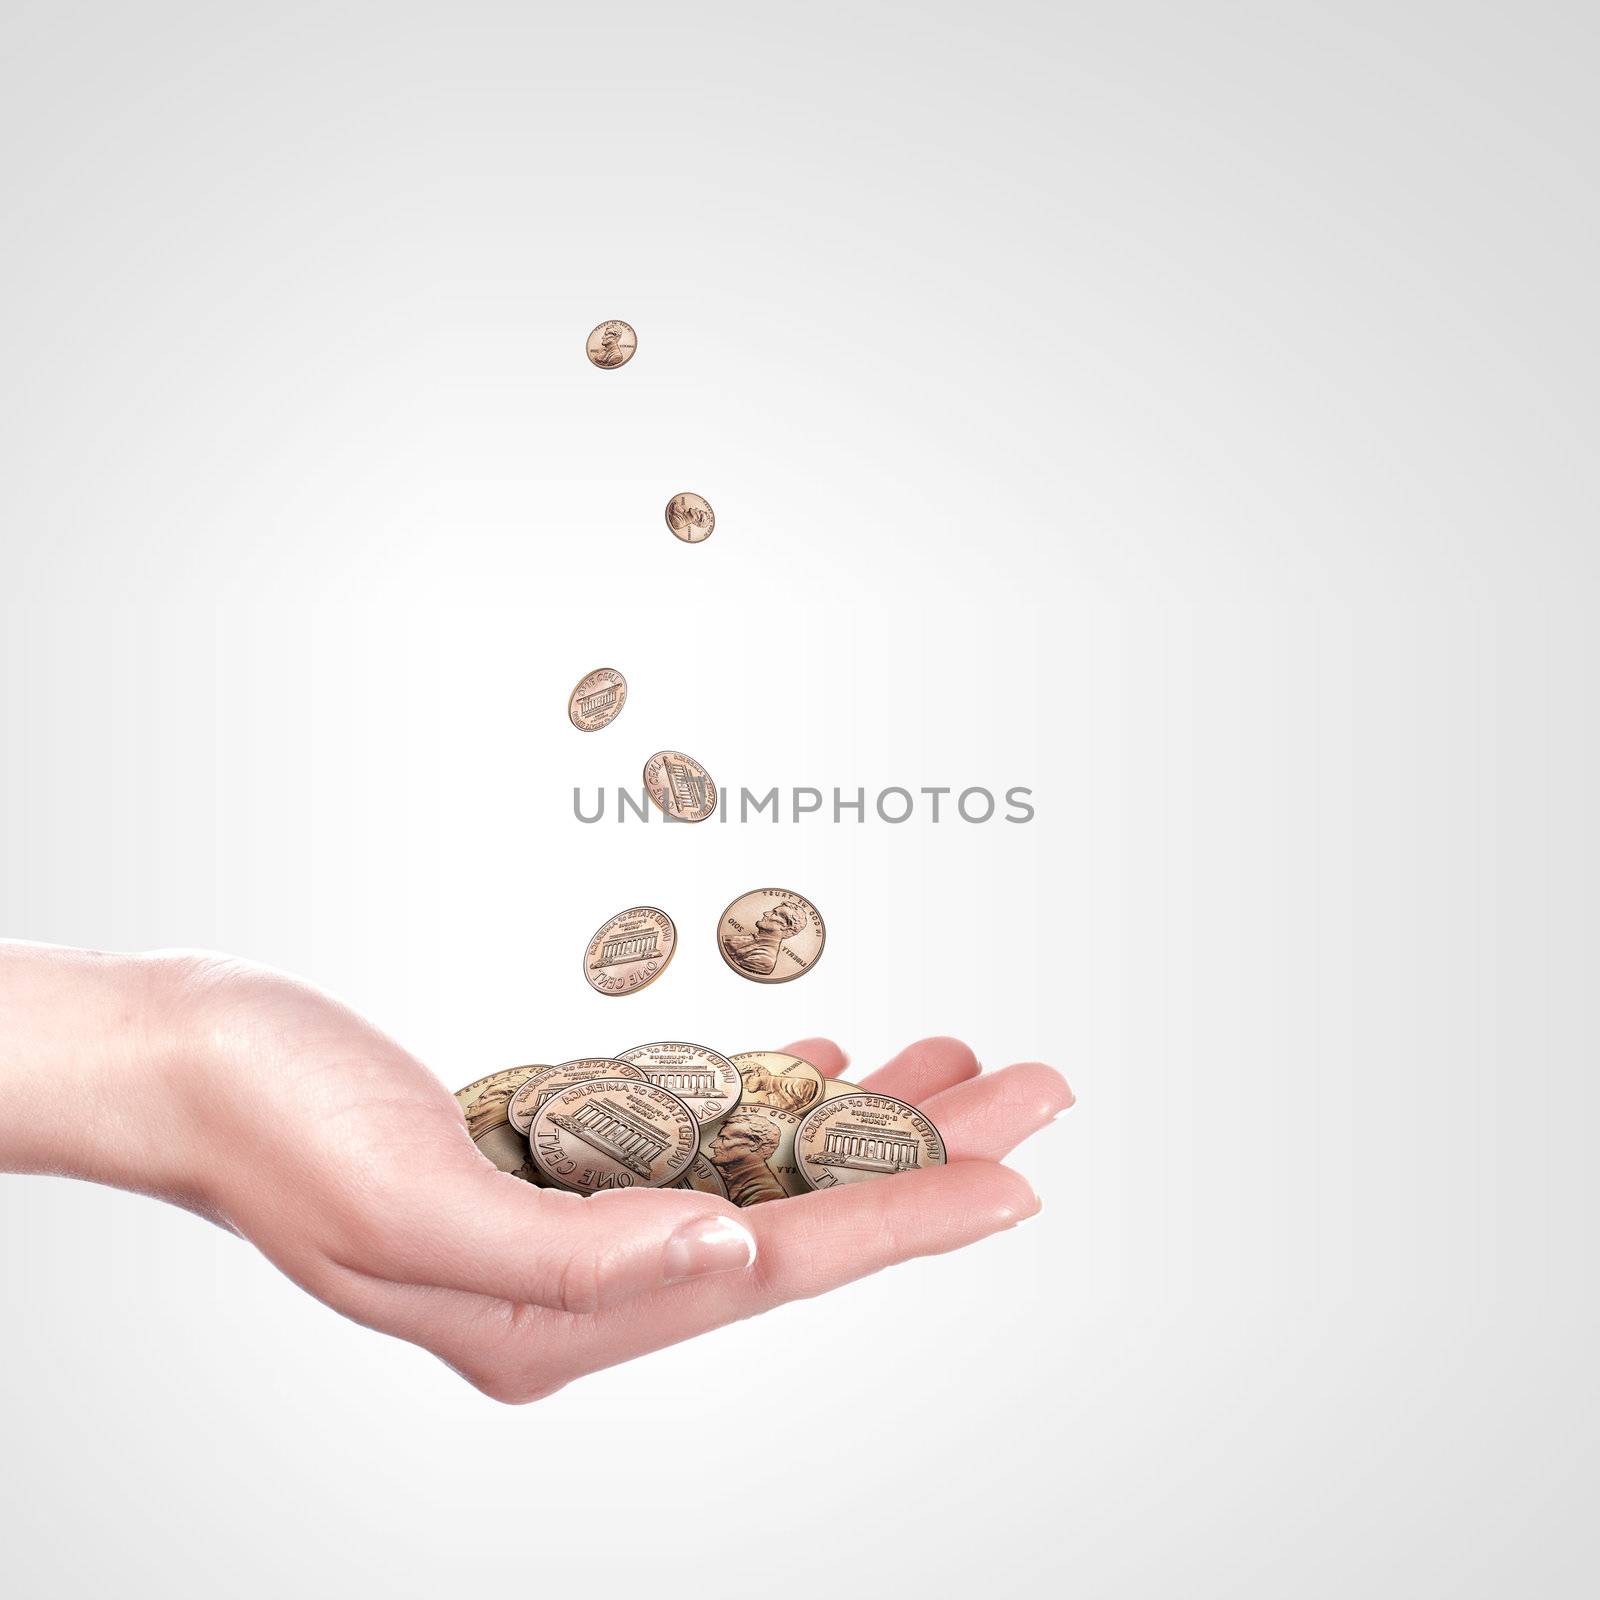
(2, 2, 1597, 1595)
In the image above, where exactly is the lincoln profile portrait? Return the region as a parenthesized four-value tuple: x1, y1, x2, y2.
(722, 900, 806, 979)
(737, 1056, 819, 1115)
(706, 1111, 788, 1207)
(591, 322, 631, 367)
(666, 494, 713, 540)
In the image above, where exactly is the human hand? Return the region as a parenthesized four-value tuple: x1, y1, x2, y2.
(0, 946, 1072, 1401)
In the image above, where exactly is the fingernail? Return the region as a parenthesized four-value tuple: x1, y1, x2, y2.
(661, 1215, 758, 1285)
(998, 1189, 1043, 1227)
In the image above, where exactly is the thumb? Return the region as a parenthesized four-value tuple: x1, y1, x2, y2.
(345, 1159, 757, 1314)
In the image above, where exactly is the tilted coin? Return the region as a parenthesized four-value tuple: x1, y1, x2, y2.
(643, 750, 717, 823)
(530, 1078, 700, 1193)
(717, 888, 825, 984)
(455, 1070, 512, 1113)
(618, 1041, 742, 1126)
(701, 1103, 806, 1207)
(474, 1122, 542, 1186)
(507, 1058, 643, 1134)
(665, 492, 715, 544)
(584, 905, 677, 996)
(731, 1051, 825, 1116)
(457, 1065, 549, 1140)
(568, 667, 627, 733)
(586, 319, 637, 369)
(822, 1077, 865, 1100)
(669, 1152, 730, 1199)
(795, 1092, 947, 1191)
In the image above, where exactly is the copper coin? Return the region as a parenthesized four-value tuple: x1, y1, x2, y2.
(670, 1151, 730, 1199)
(456, 1065, 549, 1140)
(584, 905, 677, 996)
(473, 1122, 542, 1186)
(530, 1078, 699, 1193)
(795, 1092, 947, 1191)
(665, 492, 715, 544)
(717, 889, 825, 984)
(701, 1103, 806, 1207)
(618, 1041, 742, 1126)
(586, 320, 636, 369)
(568, 667, 627, 732)
(507, 1058, 644, 1134)
(822, 1077, 865, 1100)
(643, 750, 717, 822)
(730, 1051, 825, 1116)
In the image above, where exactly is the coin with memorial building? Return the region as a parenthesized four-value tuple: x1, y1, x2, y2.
(794, 1092, 947, 1191)
(567, 668, 627, 732)
(529, 1078, 700, 1193)
(507, 1058, 644, 1134)
(618, 1041, 742, 1126)
(583, 905, 677, 997)
(643, 750, 717, 822)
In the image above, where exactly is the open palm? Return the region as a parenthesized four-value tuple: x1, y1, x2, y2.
(177, 961, 1072, 1401)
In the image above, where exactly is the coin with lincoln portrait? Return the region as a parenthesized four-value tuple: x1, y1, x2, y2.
(585, 320, 637, 369)
(701, 1102, 806, 1207)
(717, 888, 825, 984)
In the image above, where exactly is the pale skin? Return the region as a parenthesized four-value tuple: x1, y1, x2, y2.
(0, 940, 1074, 1402)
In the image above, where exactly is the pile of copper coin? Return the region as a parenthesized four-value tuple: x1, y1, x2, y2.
(456, 1046, 946, 1205)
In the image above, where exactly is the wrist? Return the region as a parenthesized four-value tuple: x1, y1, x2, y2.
(0, 943, 215, 1209)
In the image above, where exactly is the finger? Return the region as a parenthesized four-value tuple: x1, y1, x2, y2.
(922, 1061, 1074, 1161)
(532, 1161, 1040, 1384)
(780, 1037, 849, 1077)
(342, 1151, 757, 1315)
(858, 1035, 981, 1101)
(364, 1159, 1041, 1400)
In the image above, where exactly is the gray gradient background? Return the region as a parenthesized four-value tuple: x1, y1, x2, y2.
(2, 2, 1596, 1595)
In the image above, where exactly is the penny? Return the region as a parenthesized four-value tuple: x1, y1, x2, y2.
(507, 1058, 644, 1134)
(455, 1070, 513, 1113)
(795, 1092, 947, 1191)
(567, 667, 627, 733)
(702, 1103, 806, 1206)
(584, 906, 677, 997)
(456, 1066, 549, 1140)
(730, 1051, 826, 1117)
(664, 492, 715, 544)
(618, 1041, 742, 1126)
(474, 1122, 542, 1186)
(822, 1077, 865, 1100)
(530, 1078, 700, 1193)
(717, 888, 825, 984)
(669, 1151, 730, 1199)
(643, 750, 717, 822)
(586, 320, 637, 369)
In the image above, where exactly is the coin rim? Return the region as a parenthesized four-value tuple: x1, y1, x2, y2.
(567, 666, 628, 733)
(583, 904, 678, 997)
(716, 888, 827, 985)
(664, 491, 716, 544)
(529, 1076, 700, 1193)
(585, 319, 637, 368)
(793, 1090, 947, 1192)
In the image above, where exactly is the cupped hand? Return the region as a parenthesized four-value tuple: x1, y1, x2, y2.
(161, 960, 1072, 1401)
